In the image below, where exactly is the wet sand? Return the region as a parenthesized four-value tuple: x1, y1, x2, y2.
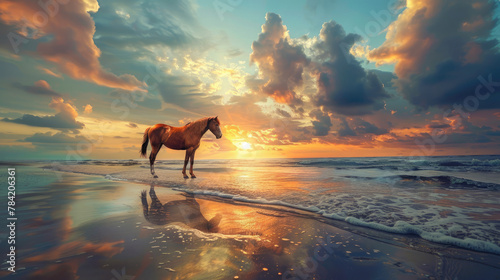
(1, 164, 500, 279)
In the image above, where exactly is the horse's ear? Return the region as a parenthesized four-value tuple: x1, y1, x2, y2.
(215, 116, 218, 120)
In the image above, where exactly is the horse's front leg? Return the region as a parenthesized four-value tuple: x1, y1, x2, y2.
(182, 149, 191, 179)
(189, 149, 197, 178)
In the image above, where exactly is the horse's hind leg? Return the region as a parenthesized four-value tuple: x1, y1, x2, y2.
(149, 144, 162, 178)
(189, 149, 197, 178)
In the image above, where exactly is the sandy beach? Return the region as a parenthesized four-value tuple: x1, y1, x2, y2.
(0, 162, 498, 279)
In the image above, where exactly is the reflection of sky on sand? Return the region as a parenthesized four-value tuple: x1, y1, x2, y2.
(0, 169, 131, 279)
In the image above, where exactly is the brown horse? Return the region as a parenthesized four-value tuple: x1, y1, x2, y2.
(140, 116, 222, 178)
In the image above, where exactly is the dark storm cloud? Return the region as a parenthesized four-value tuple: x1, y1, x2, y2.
(3, 114, 84, 130)
(427, 123, 451, 129)
(2, 97, 84, 130)
(247, 14, 392, 138)
(335, 118, 388, 137)
(336, 118, 356, 137)
(14, 80, 61, 97)
(250, 13, 310, 105)
(351, 119, 388, 135)
(371, 70, 397, 88)
(275, 108, 291, 118)
(313, 21, 389, 115)
(309, 109, 332, 136)
(369, 0, 500, 109)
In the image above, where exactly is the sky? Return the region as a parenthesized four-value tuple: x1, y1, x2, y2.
(0, 0, 500, 160)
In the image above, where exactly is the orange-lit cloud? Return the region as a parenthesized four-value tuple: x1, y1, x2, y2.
(0, 0, 145, 91)
(37, 66, 62, 78)
(34, 79, 50, 89)
(50, 97, 78, 119)
(83, 104, 93, 114)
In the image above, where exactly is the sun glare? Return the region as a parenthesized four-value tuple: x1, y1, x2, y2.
(241, 142, 252, 150)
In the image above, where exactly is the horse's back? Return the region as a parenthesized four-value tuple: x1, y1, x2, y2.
(148, 124, 171, 144)
(149, 124, 188, 150)
(150, 123, 171, 130)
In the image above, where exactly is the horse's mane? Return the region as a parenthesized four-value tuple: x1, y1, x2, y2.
(184, 117, 211, 133)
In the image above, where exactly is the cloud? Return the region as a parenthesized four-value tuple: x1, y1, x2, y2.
(309, 109, 332, 136)
(351, 118, 389, 135)
(250, 13, 310, 105)
(21, 132, 85, 144)
(83, 104, 93, 114)
(0, 0, 145, 91)
(275, 108, 291, 118)
(14, 80, 61, 97)
(368, 0, 500, 109)
(37, 66, 62, 78)
(94, 0, 201, 50)
(313, 21, 389, 115)
(203, 138, 237, 152)
(126, 122, 138, 128)
(3, 97, 84, 130)
(157, 75, 222, 114)
(226, 48, 243, 57)
(427, 123, 451, 129)
(246, 14, 391, 139)
(334, 117, 389, 137)
(336, 118, 356, 137)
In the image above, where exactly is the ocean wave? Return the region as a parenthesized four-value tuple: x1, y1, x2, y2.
(297, 159, 372, 167)
(321, 214, 500, 255)
(174, 188, 500, 255)
(296, 157, 500, 173)
(471, 158, 500, 166)
(342, 175, 500, 190)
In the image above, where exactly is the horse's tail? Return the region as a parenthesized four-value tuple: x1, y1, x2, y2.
(140, 127, 150, 157)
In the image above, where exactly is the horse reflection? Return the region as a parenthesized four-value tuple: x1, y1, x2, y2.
(141, 185, 221, 232)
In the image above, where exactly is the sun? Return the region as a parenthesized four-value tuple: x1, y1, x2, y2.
(241, 142, 252, 150)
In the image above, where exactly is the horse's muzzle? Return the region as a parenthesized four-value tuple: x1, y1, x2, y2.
(216, 135, 222, 139)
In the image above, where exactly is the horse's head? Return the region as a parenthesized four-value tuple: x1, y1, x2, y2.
(208, 116, 222, 139)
